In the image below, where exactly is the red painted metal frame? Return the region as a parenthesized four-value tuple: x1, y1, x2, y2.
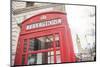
(14, 11, 76, 66)
(53, 34, 57, 63)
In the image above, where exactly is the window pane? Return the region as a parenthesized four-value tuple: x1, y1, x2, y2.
(48, 57, 50, 63)
(29, 35, 54, 51)
(37, 53, 42, 64)
(26, 2, 34, 7)
(42, 52, 49, 64)
(28, 51, 55, 64)
(56, 55, 61, 63)
(23, 39, 27, 52)
(55, 34, 60, 47)
(22, 55, 25, 64)
(29, 38, 35, 51)
(28, 54, 37, 64)
(56, 50, 60, 55)
(49, 56, 54, 63)
(48, 51, 54, 64)
(56, 50, 61, 63)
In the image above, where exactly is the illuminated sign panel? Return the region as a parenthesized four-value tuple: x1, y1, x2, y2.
(26, 18, 62, 30)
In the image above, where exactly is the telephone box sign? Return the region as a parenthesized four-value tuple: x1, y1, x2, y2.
(26, 18, 62, 30)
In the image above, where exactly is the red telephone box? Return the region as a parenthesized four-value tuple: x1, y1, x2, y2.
(14, 11, 76, 66)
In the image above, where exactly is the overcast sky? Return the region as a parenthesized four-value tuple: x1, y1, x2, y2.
(65, 5, 95, 53)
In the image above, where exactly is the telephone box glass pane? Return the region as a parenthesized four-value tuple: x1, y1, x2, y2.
(28, 54, 37, 64)
(28, 51, 54, 64)
(22, 55, 25, 64)
(23, 39, 27, 52)
(56, 50, 61, 63)
(55, 34, 60, 47)
(29, 35, 54, 51)
(48, 51, 54, 63)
